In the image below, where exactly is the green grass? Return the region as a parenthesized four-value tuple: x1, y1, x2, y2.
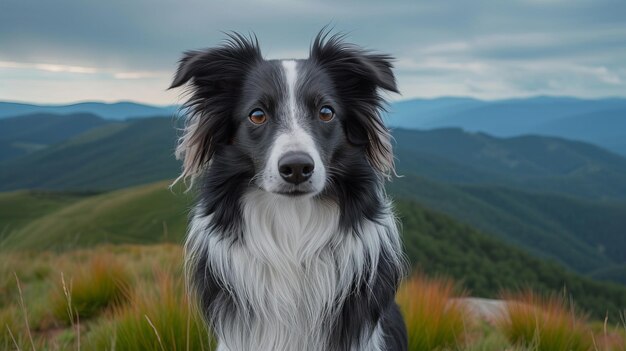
(0, 190, 92, 241)
(0, 181, 192, 250)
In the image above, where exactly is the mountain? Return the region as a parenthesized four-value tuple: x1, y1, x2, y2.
(5, 119, 626, 201)
(387, 96, 626, 156)
(389, 175, 626, 274)
(0, 113, 111, 161)
(3, 96, 624, 155)
(0, 117, 180, 191)
(0, 101, 177, 120)
(530, 108, 626, 156)
(393, 128, 626, 201)
(1, 180, 624, 318)
(386, 97, 485, 128)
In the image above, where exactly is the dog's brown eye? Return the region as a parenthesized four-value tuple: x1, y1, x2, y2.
(319, 106, 335, 122)
(249, 109, 267, 125)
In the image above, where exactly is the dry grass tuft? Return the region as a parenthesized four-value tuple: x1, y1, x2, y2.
(50, 253, 132, 324)
(85, 268, 213, 351)
(497, 290, 593, 351)
(396, 272, 468, 351)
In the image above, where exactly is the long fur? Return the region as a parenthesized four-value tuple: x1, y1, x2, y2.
(171, 31, 407, 351)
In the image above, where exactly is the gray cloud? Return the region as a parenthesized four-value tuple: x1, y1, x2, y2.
(1, 0, 625, 103)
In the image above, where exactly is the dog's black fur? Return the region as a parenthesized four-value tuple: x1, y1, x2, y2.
(171, 31, 407, 351)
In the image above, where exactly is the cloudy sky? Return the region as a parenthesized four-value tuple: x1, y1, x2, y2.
(1, 0, 625, 105)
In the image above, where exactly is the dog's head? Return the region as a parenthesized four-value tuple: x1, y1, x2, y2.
(170, 31, 397, 197)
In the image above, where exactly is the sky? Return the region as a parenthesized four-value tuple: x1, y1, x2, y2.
(1, 0, 625, 105)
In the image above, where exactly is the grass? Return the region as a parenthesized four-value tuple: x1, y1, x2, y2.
(85, 269, 213, 350)
(50, 254, 131, 324)
(0, 190, 91, 242)
(497, 290, 594, 351)
(0, 181, 192, 250)
(0, 244, 213, 350)
(396, 272, 469, 350)
(1, 244, 624, 350)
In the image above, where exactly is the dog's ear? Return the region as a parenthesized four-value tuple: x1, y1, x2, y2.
(169, 33, 262, 187)
(310, 31, 398, 178)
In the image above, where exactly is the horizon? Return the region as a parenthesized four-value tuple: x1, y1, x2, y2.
(2, 0, 625, 104)
(3, 93, 626, 108)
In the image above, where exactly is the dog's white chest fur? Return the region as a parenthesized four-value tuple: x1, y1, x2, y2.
(187, 190, 397, 351)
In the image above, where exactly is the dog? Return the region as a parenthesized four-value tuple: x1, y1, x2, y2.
(169, 31, 407, 351)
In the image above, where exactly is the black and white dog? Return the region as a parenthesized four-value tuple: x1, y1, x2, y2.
(170, 31, 407, 351)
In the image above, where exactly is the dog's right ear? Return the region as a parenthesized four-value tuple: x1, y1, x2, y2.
(169, 33, 261, 188)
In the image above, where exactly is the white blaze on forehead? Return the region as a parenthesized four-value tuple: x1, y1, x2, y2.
(260, 60, 327, 194)
(282, 60, 298, 127)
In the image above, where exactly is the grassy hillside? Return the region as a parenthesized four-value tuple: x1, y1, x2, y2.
(0, 190, 94, 240)
(1, 180, 625, 318)
(0, 117, 180, 191)
(1, 181, 191, 250)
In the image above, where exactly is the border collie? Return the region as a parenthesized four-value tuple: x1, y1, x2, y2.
(170, 31, 407, 351)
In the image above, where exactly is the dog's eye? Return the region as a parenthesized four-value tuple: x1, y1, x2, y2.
(249, 109, 267, 125)
(319, 106, 335, 122)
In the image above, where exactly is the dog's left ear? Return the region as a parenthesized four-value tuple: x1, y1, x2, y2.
(169, 33, 262, 187)
(311, 32, 398, 178)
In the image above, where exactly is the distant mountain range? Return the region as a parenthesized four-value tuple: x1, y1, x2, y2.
(0, 117, 180, 189)
(0, 101, 177, 120)
(2, 96, 624, 156)
(0, 113, 110, 161)
(388, 96, 626, 156)
(393, 128, 626, 201)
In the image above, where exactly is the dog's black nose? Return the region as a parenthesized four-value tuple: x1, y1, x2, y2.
(278, 152, 314, 185)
